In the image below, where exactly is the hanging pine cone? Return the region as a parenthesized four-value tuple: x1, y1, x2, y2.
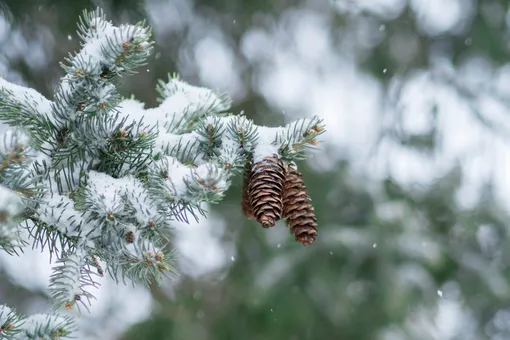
(248, 155, 286, 228)
(241, 161, 255, 220)
(283, 164, 318, 245)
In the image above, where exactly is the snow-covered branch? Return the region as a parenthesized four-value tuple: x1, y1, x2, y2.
(0, 305, 75, 340)
(0, 7, 325, 337)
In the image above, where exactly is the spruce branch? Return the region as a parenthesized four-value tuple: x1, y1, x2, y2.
(49, 247, 98, 311)
(154, 132, 202, 166)
(156, 74, 231, 126)
(0, 305, 75, 340)
(104, 237, 176, 287)
(97, 119, 157, 177)
(196, 115, 226, 159)
(16, 313, 75, 340)
(0, 8, 325, 336)
(226, 114, 259, 155)
(276, 116, 325, 161)
(25, 215, 78, 260)
(0, 79, 57, 149)
(0, 128, 43, 200)
(0, 305, 24, 339)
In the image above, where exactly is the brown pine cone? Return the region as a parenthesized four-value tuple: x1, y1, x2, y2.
(241, 161, 255, 220)
(248, 155, 286, 228)
(283, 163, 318, 245)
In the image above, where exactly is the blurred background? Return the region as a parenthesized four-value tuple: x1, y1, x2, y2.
(1, 0, 510, 339)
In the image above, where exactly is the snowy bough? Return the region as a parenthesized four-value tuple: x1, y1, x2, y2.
(0, 9, 323, 338)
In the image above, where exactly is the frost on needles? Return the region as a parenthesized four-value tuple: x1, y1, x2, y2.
(0, 8, 324, 338)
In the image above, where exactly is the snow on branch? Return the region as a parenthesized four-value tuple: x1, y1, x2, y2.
(0, 305, 75, 340)
(0, 7, 325, 337)
(49, 247, 98, 312)
(0, 78, 56, 149)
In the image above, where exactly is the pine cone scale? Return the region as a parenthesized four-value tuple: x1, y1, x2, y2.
(252, 199, 282, 208)
(286, 210, 314, 219)
(251, 188, 282, 198)
(295, 234, 315, 245)
(291, 225, 317, 234)
(285, 189, 308, 197)
(252, 180, 284, 188)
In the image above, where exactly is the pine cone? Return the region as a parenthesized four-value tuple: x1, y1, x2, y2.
(283, 164, 318, 245)
(241, 161, 255, 220)
(248, 155, 286, 228)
